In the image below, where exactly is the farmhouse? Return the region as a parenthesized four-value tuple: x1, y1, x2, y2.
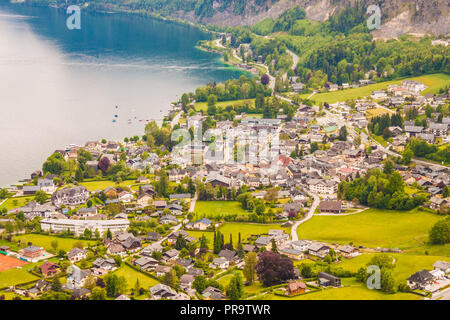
(318, 200, 343, 214)
(308, 243, 330, 259)
(286, 281, 306, 295)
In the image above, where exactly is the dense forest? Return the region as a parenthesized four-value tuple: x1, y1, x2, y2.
(226, 5, 449, 87)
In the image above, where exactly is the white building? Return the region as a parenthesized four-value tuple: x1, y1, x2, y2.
(40, 218, 130, 236)
(37, 179, 57, 194)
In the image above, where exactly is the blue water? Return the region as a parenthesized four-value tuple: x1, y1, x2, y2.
(0, 2, 243, 186)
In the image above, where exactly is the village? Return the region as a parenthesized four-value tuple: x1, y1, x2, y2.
(0, 67, 449, 301)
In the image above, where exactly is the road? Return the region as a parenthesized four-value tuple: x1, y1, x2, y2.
(291, 192, 320, 241)
(170, 111, 182, 128)
(189, 194, 197, 213)
(431, 286, 450, 300)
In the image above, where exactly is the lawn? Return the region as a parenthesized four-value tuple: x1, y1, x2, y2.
(193, 201, 250, 220)
(216, 270, 264, 296)
(256, 278, 421, 300)
(2, 196, 34, 211)
(194, 99, 255, 112)
(307, 73, 450, 104)
(79, 179, 139, 192)
(187, 222, 290, 245)
(12, 234, 96, 252)
(0, 267, 40, 288)
(366, 107, 394, 119)
(297, 208, 442, 249)
(337, 253, 449, 282)
(113, 264, 159, 293)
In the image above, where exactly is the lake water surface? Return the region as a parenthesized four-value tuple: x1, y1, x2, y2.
(0, 3, 243, 186)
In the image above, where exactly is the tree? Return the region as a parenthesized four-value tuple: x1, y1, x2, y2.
(0, 188, 9, 199)
(134, 279, 141, 295)
(226, 272, 244, 300)
(261, 74, 270, 86)
(338, 126, 348, 141)
(104, 274, 127, 297)
(243, 252, 257, 285)
(383, 160, 394, 175)
(299, 263, 312, 278)
(380, 269, 397, 293)
(157, 170, 169, 197)
(43, 153, 67, 175)
(83, 228, 92, 239)
(402, 149, 413, 165)
(429, 217, 450, 244)
(162, 269, 179, 289)
(237, 242, 245, 259)
(270, 238, 278, 254)
(256, 251, 295, 287)
(207, 94, 218, 107)
(199, 234, 208, 250)
(51, 277, 62, 292)
(193, 275, 208, 293)
(50, 240, 58, 252)
(90, 287, 106, 300)
(98, 157, 111, 175)
(175, 234, 187, 250)
(34, 191, 48, 205)
(310, 142, 319, 154)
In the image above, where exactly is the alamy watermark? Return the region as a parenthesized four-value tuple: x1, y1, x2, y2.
(366, 5, 381, 31)
(66, 5, 81, 30)
(366, 265, 381, 290)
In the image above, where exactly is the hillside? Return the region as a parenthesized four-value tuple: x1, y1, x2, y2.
(23, 0, 450, 37)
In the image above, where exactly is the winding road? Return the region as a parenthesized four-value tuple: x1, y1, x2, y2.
(291, 192, 320, 241)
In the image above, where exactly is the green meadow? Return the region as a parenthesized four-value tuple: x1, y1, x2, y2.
(304, 73, 450, 104)
(297, 208, 442, 249)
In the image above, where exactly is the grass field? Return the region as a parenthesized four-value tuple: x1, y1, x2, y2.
(113, 264, 159, 293)
(297, 208, 442, 249)
(337, 253, 448, 282)
(256, 278, 421, 300)
(305, 74, 450, 104)
(366, 107, 394, 119)
(2, 196, 34, 211)
(194, 99, 255, 112)
(12, 234, 96, 252)
(0, 267, 40, 288)
(80, 179, 138, 192)
(216, 270, 264, 296)
(188, 222, 290, 245)
(193, 201, 250, 220)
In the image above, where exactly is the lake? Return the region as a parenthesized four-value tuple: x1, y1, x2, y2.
(0, 2, 244, 187)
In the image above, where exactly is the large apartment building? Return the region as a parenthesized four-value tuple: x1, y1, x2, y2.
(40, 218, 130, 236)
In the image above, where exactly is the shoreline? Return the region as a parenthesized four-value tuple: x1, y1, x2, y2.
(0, 3, 246, 190)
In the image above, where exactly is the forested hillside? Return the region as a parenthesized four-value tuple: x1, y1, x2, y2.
(24, 0, 450, 37)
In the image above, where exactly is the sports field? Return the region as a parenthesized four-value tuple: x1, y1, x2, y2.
(0, 254, 27, 272)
